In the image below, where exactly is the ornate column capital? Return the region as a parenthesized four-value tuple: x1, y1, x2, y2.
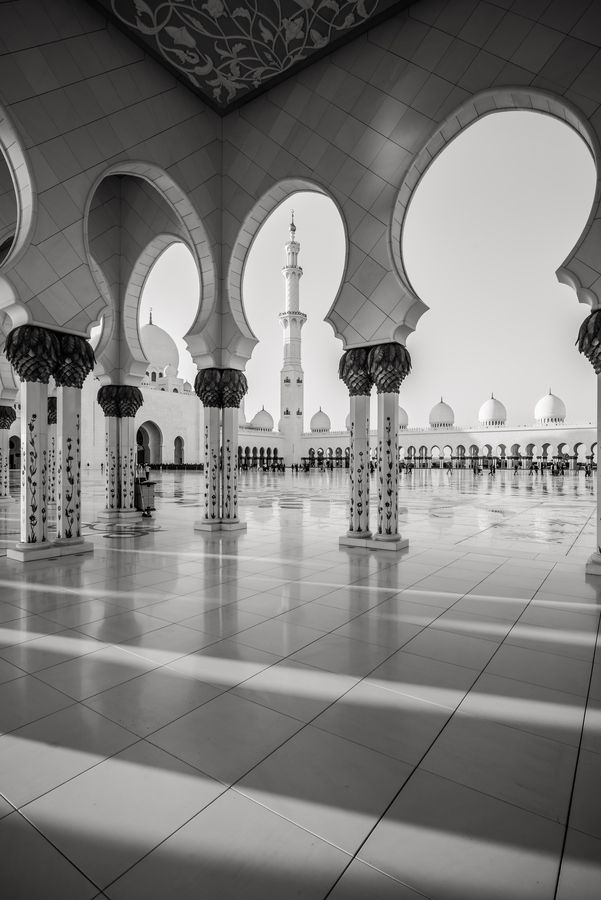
(338, 348, 373, 396)
(47, 396, 57, 425)
(367, 342, 412, 394)
(4, 325, 61, 384)
(577, 310, 601, 372)
(221, 369, 248, 408)
(0, 405, 16, 429)
(195, 368, 223, 407)
(55, 334, 95, 388)
(97, 385, 143, 418)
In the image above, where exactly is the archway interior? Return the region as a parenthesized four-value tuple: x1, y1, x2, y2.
(138, 243, 199, 385)
(0, 148, 16, 266)
(137, 421, 162, 465)
(242, 191, 346, 430)
(401, 110, 596, 429)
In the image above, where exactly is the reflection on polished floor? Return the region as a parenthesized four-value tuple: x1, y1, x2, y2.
(0, 468, 599, 899)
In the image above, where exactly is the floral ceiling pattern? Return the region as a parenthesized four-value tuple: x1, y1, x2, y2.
(92, 0, 404, 111)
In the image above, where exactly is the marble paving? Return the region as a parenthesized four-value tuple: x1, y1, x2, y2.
(0, 469, 599, 899)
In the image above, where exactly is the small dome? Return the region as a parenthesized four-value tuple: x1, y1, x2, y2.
(310, 407, 331, 432)
(535, 389, 566, 424)
(164, 363, 177, 377)
(479, 394, 507, 426)
(429, 397, 454, 428)
(250, 406, 274, 431)
(183, 381, 192, 392)
(140, 319, 179, 373)
(398, 405, 408, 429)
(345, 412, 351, 431)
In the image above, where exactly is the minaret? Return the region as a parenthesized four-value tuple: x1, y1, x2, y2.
(279, 211, 306, 462)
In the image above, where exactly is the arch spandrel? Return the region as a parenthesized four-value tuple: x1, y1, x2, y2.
(392, 87, 601, 317)
(85, 162, 218, 382)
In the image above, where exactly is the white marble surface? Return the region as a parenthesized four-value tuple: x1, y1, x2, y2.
(0, 467, 598, 899)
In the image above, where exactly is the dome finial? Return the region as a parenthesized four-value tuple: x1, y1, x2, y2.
(290, 209, 295, 232)
(149, 308, 153, 325)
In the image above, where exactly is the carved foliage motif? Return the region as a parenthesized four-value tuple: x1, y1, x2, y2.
(0, 405, 16, 430)
(221, 369, 248, 408)
(368, 342, 412, 394)
(195, 368, 223, 407)
(577, 310, 601, 373)
(377, 414, 396, 535)
(5, 326, 61, 384)
(97, 385, 144, 417)
(108, 0, 382, 108)
(55, 334, 96, 389)
(47, 397, 57, 426)
(339, 348, 373, 396)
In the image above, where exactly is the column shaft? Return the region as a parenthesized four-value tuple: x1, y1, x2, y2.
(19, 381, 49, 545)
(347, 393, 371, 538)
(376, 392, 399, 539)
(0, 429, 10, 500)
(222, 406, 239, 523)
(56, 386, 83, 542)
(105, 417, 119, 510)
(203, 406, 221, 523)
(118, 416, 137, 512)
(48, 424, 56, 504)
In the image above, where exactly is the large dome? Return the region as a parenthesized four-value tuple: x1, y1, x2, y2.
(310, 407, 331, 432)
(250, 406, 274, 431)
(429, 397, 454, 428)
(535, 390, 566, 424)
(479, 394, 507, 426)
(140, 320, 179, 373)
(398, 405, 408, 429)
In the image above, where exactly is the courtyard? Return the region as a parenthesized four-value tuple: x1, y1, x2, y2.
(0, 468, 598, 899)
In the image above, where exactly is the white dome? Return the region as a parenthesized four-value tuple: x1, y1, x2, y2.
(250, 406, 274, 431)
(535, 390, 566, 424)
(478, 394, 507, 426)
(140, 321, 179, 373)
(183, 381, 192, 392)
(345, 412, 351, 431)
(398, 405, 408, 429)
(429, 397, 454, 428)
(310, 407, 331, 432)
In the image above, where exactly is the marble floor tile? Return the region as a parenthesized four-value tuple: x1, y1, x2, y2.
(23, 740, 225, 889)
(166, 638, 281, 688)
(358, 769, 564, 900)
(421, 712, 578, 822)
(0, 703, 136, 807)
(35, 645, 157, 700)
(290, 632, 394, 677)
(567, 748, 601, 840)
(148, 691, 303, 783)
(236, 724, 412, 852)
(0, 674, 73, 733)
(313, 680, 452, 765)
(327, 860, 426, 899)
(402, 626, 499, 670)
(556, 827, 601, 900)
(484, 643, 592, 696)
(105, 790, 350, 900)
(0, 812, 99, 899)
(233, 658, 358, 722)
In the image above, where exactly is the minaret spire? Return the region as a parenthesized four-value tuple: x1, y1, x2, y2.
(279, 213, 307, 460)
(149, 308, 153, 325)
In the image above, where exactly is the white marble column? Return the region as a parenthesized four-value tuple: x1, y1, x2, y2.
(586, 373, 601, 573)
(47, 398, 57, 506)
(221, 405, 242, 528)
(55, 386, 92, 551)
(97, 385, 144, 523)
(14, 380, 50, 554)
(0, 404, 16, 505)
(0, 427, 11, 503)
(346, 393, 372, 541)
(375, 392, 407, 548)
(197, 405, 221, 530)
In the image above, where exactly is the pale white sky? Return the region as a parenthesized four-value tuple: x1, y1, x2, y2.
(140, 109, 597, 429)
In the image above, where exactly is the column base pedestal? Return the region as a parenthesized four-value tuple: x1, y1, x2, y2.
(53, 538, 94, 556)
(7, 539, 94, 562)
(194, 520, 247, 533)
(339, 534, 409, 551)
(585, 551, 601, 575)
(374, 535, 409, 551)
(97, 509, 144, 524)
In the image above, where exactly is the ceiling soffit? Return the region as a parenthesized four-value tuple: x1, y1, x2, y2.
(88, 0, 409, 113)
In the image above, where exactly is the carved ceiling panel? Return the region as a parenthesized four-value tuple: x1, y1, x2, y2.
(89, 0, 407, 112)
